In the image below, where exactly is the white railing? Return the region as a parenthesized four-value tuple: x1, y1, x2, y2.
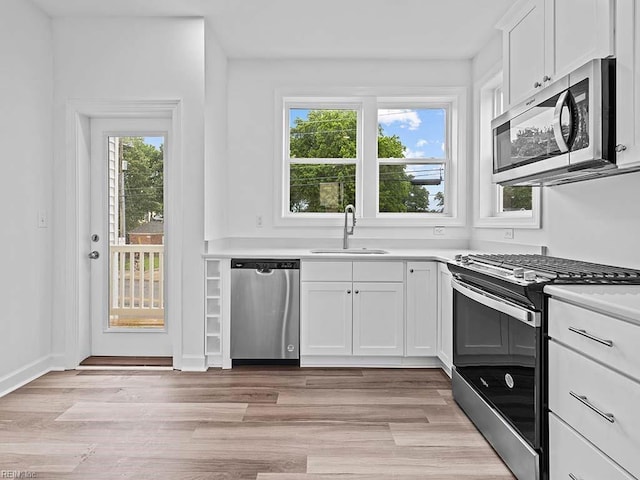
(110, 244, 164, 319)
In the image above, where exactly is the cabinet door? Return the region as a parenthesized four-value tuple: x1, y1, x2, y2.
(352, 282, 404, 356)
(616, 0, 640, 165)
(552, 0, 614, 77)
(405, 262, 437, 357)
(504, 0, 546, 105)
(437, 263, 453, 371)
(301, 282, 352, 355)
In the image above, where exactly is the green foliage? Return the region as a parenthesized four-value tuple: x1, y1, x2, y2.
(121, 137, 163, 235)
(289, 110, 436, 213)
(502, 186, 532, 211)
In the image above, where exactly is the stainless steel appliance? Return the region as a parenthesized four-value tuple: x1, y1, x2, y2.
(448, 254, 640, 480)
(492, 58, 623, 186)
(230, 259, 300, 362)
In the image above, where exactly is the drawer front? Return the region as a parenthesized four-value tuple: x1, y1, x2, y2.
(549, 341, 640, 477)
(549, 412, 634, 480)
(352, 261, 404, 282)
(548, 298, 640, 383)
(301, 261, 352, 282)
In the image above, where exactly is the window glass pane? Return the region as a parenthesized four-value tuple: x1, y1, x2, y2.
(289, 164, 356, 213)
(502, 186, 532, 211)
(378, 108, 446, 159)
(289, 109, 357, 158)
(379, 163, 445, 213)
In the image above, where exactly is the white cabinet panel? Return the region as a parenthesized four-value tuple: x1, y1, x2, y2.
(352, 282, 404, 356)
(301, 282, 352, 355)
(548, 299, 640, 382)
(437, 263, 453, 370)
(302, 261, 352, 282)
(352, 261, 404, 282)
(405, 262, 437, 357)
(549, 412, 635, 480)
(549, 341, 640, 478)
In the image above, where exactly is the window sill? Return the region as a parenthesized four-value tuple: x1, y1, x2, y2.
(474, 214, 540, 229)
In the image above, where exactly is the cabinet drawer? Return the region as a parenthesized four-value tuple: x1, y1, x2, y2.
(353, 261, 403, 282)
(549, 412, 634, 480)
(301, 261, 352, 282)
(549, 341, 640, 477)
(549, 298, 640, 382)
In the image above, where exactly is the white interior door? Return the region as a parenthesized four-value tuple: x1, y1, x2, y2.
(89, 118, 172, 356)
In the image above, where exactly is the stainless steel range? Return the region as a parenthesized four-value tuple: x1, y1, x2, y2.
(447, 254, 640, 480)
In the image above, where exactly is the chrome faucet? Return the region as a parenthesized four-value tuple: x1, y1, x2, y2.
(343, 204, 356, 249)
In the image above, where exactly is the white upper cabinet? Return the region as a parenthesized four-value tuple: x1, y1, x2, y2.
(616, 0, 640, 165)
(499, 0, 614, 107)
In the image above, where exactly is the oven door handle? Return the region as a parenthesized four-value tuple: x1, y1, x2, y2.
(451, 278, 541, 327)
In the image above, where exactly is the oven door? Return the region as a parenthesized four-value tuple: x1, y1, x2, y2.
(452, 278, 542, 449)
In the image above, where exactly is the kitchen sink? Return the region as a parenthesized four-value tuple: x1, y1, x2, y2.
(310, 248, 389, 254)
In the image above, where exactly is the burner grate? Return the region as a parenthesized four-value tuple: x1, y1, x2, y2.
(470, 254, 640, 283)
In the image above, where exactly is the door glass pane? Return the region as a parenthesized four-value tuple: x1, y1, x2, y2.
(108, 136, 165, 329)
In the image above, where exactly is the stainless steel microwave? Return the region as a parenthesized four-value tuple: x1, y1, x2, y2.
(492, 58, 617, 186)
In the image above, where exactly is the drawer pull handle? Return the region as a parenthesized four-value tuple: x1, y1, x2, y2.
(569, 474, 581, 480)
(569, 391, 615, 423)
(568, 327, 613, 347)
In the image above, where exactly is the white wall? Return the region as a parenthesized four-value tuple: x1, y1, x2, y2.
(222, 59, 472, 245)
(51, 17, 206, 366)
(471, 35, 640, 269)
(0, 0, 53, 391)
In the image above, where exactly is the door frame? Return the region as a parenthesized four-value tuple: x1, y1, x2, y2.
(62, 99, 183, 369)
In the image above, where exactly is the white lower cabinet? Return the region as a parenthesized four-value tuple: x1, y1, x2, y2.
(549, 413, 635, 480)
(300, 260, 405, 357)
(405, 262, 438, 357)
(353, 282, 404, 356)
(548, 298, 640, 479)
(436, 263, 453, 371)
(300, 281, 352, 355)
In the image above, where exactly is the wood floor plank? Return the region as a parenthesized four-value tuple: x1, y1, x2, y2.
(276, 388, 447, 405)
(243, 404, 429, 423)
(109, 386, 279, 404)
(258, 475, 515, 480)
(55, 402, 247, 422)
(389, 422, 489, 447)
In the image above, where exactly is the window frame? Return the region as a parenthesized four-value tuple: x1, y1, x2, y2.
(276, 89, 467, 227)
(474, 68, 541, 229)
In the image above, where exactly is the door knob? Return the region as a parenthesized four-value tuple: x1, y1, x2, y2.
(88, 251, 100, 259)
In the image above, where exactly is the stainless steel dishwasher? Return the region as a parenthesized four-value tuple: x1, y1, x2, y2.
(230, 259, 300, 361)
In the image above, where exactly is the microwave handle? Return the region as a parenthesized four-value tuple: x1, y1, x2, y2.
(552, 90, 571, 153)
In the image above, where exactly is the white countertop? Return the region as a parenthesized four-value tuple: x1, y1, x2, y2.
(203, 247, 475, 262)
(545, 284, 640, 325)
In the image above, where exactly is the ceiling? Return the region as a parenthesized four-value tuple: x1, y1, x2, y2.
(30, 0, 513, 60)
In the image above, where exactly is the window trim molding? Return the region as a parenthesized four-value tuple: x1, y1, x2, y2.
(473, 65, 541, 229)
(274, 87, 468, 228)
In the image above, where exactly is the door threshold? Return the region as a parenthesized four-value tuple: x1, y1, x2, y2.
(79, 356, 173, 368)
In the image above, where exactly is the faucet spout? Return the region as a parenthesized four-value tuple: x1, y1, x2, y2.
(343, 204, 356, 249)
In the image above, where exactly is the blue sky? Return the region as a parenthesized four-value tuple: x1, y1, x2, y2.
(143, 136, 164, 149)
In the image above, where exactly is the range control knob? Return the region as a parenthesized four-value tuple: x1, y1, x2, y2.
(454, 254, 462, 262)
(461, 255, 470, 264)
(513, 268, 525, 278)
(523, 270, 537, 282)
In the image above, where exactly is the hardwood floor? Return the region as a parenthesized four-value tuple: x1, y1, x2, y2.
(0, 367, 516, 479)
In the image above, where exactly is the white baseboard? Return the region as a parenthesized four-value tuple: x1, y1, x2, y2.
(180, 354, 207, 372)
(0, 355, 58, 398)
(300, 356, 443, 368)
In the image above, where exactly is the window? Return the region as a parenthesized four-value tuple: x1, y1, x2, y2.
(282, 94, 463, 225)
(286, 107, 359, 213)
(377, 107, 448, 213)
(475, 71, 540, 228)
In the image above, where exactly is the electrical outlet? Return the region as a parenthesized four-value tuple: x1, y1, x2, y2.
(37, 210, 47, 228)
(256, 215, 263, 228)
(433, 226, 445, 236)
(503, 228, 514, 240)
